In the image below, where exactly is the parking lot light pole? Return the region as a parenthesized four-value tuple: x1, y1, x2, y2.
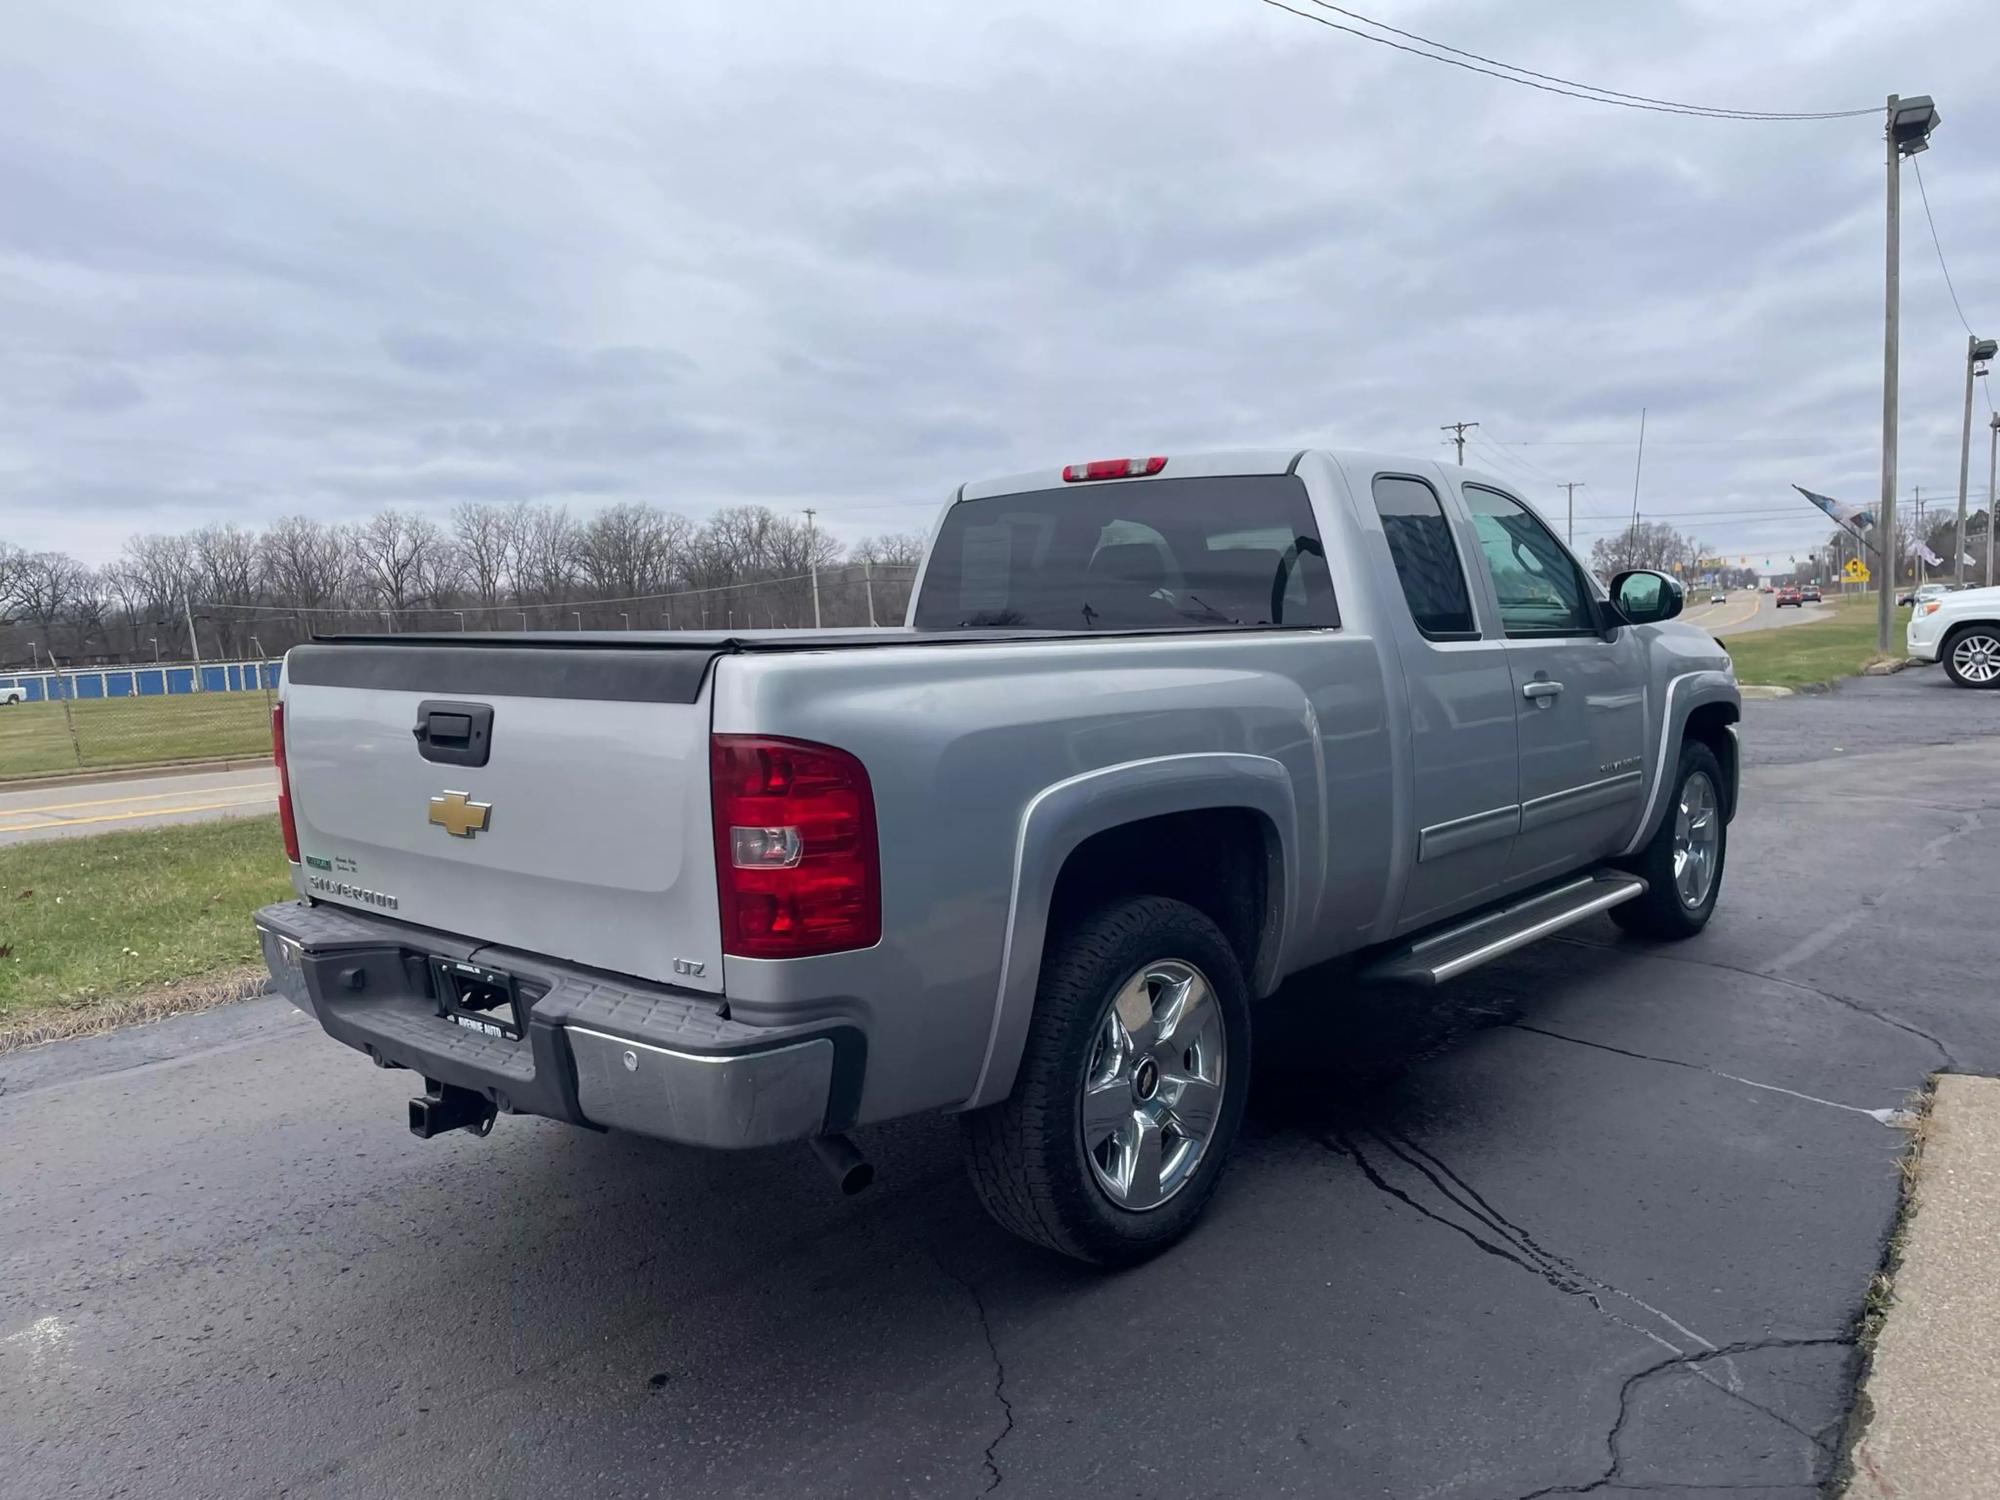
(1989, 411, 1999, 588)
(1954, 336, 1997, 584)
(1879, 93, 1941, 652)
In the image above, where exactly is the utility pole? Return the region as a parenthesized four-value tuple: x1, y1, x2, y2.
(1955, 336, 1997, 584)
(1440, 421, 1478, 466)
(1988, 411, 1999, 588)
(1878, 96, 1902, 647)
(1877, 93, 1941, 648)
(182, 597, 204, 690)
(1912, 486, 1925, 590)
(1627, 407, 1647, 558)
(1557, 482, 1584, 545)
(862, 559, 877, 627)
(803, 508, 823, 628)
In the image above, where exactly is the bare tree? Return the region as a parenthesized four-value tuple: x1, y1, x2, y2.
(852, 532, 925, 569)
(261, 516, 349, 633)
(451, 502, 511, 621)
(504, 502, 581, 608)
(354, 510, 453, 624)
(579, 502, 686, 606)
(12, 551, 88, 656)
(1589, 521, 1699, 579)
(189, 523, 262, 655)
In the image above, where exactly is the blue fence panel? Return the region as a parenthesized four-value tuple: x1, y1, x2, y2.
(7, 660, 278, 702)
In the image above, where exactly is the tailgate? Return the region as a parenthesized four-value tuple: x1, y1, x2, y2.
(281, 641, 724, 993)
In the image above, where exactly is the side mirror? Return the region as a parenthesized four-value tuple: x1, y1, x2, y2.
(1609, 569, 1684, 626)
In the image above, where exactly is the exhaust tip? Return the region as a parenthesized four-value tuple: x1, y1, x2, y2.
(839, 1160, 875, 1196)
(809, 1133, 873, 1195)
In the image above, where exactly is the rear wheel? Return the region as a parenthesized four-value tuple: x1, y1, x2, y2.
(960, 896, 1250, 1265)
(1941, 625, 2000, 689)
(1611, 741, 1727, 940)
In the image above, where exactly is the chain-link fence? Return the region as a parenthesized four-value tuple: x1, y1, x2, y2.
(169, 562, 920, 656)
(0, 564, 922, 780)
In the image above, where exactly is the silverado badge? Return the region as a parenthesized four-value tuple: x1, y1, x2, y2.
(428, 789, 493, 838)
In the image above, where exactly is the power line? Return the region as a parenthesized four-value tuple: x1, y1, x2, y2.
(1491, 436, 1828, 447)
(1910, 158, 1978, 338)
(1260, 1, 1876, 121)
(1296, 1, 1876, 119)
(1473, 430, 1565, 485)
(1909, 156, 1995, 418)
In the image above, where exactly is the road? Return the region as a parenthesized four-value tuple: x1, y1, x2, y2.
(3, 665, 1994, 1499)
(1679, 588, 1839, 636)
(0, 768, 278, 847)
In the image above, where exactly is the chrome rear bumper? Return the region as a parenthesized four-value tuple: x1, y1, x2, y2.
(255, 901, 861, 1149)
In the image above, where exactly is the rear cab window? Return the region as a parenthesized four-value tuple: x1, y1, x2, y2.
(1369, 474, 1477, 638)
(912, 475, 1339, 631)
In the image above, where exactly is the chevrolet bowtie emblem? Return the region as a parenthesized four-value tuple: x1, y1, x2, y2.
(427, 790, 493, 838)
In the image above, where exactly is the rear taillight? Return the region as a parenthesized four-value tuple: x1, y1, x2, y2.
(272, 703, 300, 864)
(1061, 456, 1167, 482)
(711, 735, 879, 960)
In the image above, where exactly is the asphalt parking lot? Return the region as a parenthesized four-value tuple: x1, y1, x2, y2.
(3, 667, 1995, 1499)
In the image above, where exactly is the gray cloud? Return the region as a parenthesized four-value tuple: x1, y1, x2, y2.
(1, 0, 1995, 568)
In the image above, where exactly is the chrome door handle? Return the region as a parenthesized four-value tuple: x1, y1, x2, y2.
(1522, 681, 1564, 705)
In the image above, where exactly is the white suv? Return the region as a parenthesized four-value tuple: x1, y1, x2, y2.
(1908, 586, 2000, 687)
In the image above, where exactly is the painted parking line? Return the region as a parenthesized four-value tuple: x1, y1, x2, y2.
(0, 794, 276, 834)
(0, 779, 276, 817)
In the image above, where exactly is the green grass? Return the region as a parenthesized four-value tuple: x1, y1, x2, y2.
(1719, 594, 1913, 690)
(0, 691, 272, 780)
(0, 815, 292, 1025)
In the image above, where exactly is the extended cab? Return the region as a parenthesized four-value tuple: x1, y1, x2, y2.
(256, 451, 1740, 1263)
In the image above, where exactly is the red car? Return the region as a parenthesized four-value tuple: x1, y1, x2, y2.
(1776, 586, 1803, 608)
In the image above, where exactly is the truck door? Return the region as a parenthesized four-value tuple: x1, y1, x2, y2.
(1457, 483, 1647, 885)
(1362, 470, 1522, 932)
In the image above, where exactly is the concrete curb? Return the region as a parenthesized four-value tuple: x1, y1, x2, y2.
(0, 756, 271, 790)
(1843, 1075, 2000, 1499)
(1737, 684, 1796, 699)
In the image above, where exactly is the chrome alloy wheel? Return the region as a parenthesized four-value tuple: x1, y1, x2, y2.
(1080, 959, 1227, 1212)
(1950, 630, 2000, 684)
(1673, 770, 1721, 910)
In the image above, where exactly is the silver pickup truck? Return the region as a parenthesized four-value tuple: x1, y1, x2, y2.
(256, 450, 1739, 1264)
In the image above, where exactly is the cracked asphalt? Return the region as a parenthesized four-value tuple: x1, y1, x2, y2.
(3, 665, 1996, 1499)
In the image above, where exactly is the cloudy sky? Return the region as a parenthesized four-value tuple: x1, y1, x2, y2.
(3, 0, 1996, 570)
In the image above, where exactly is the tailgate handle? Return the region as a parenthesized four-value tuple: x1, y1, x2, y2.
(413, 700, 493, 767)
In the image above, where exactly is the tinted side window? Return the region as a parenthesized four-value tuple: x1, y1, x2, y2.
(1462, 485, 1595, 636)
(912, 476, 1339, 631)
(1370, 475, 1476, 637)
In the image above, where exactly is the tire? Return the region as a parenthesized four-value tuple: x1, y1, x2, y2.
(1611, 740, 1727, 940)
(960, 896, 1251, 1266)
(1940, 624, 2000, 689)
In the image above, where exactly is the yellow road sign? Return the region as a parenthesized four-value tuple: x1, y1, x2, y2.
(1843, 557, 1870, 582)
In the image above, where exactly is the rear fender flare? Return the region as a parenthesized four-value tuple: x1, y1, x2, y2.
(956, 752, 1298, 1111)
